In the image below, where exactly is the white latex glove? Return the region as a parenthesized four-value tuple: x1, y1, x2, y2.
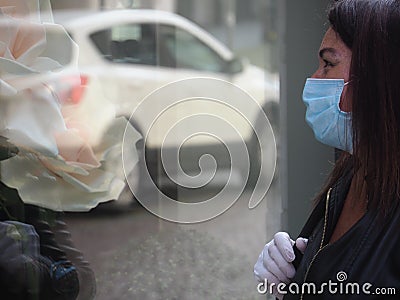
(254, 232, 308, 299)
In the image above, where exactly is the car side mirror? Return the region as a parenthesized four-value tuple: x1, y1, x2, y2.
(225, 57, 244, 74)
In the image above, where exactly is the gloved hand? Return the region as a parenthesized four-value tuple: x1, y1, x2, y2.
(254, 232, 308, 299)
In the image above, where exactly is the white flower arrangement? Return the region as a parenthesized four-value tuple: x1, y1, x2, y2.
(0, 0, 141, 211)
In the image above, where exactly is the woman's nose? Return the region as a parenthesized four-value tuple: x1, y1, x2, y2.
(311, 69, 322, 79)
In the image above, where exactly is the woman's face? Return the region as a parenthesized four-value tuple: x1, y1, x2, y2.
(311, 27, 352, 112)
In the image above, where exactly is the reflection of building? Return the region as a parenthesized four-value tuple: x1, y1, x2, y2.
(51, 0, 98, 10)
(51, 0, 176, 11)
(178, 0, 260, 28)
(50, 0, 266, 52)
(50, 0, 260, 28)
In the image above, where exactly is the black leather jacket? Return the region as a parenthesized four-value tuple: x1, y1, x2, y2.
(285, 168, 400, 299)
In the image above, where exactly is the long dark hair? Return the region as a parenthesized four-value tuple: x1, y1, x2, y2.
(316, 0, 400, 215)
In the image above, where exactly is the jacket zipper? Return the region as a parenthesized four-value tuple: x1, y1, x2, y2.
(299, 188, 332, 300)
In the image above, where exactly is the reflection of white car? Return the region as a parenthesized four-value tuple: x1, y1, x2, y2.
(53, 9, 279, 191)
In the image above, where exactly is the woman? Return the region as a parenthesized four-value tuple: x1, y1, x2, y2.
(254, 0, 400, 299)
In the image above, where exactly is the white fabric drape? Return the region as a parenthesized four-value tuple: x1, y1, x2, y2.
(0, 0, 140, 211)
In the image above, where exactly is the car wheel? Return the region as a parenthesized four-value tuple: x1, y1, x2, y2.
(141, 147, 178, 200)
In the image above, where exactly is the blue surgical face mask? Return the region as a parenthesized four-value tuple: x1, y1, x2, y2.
(302, 78, 353, 153)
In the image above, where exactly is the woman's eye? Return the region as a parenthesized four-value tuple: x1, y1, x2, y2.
(323, 59, 334, 68)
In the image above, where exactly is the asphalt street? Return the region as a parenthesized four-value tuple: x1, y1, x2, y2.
(64, 183, 280, 300)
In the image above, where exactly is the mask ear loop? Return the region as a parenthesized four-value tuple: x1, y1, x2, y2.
(341, 80, 351, 112)
(342, 80, 353, 153)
